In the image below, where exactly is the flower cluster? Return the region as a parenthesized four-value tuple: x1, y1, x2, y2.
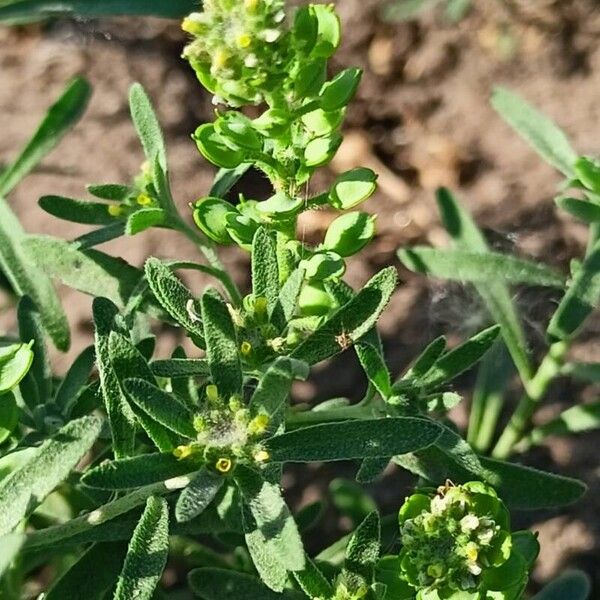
(182, 0, 290, 106)
(398, 481, 513, 596)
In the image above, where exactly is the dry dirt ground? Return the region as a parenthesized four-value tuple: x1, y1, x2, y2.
(1, 0, 600, 592)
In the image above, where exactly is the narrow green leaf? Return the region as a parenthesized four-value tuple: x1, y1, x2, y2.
(0, 533, 24, 577)
(548, 237, 600, 340)
(399, 246, 565, 288)
(293, 557, 334, 600)
(145, 257, 205, 346)
(126, 207, 166, 235)
(45, 542, 128, 600)
(0, 0, 198, 23)
(74, 222, 126, 249)
(150, 358, 210, 378)
(124, 378, 196, 439)
(175, 467, 224, 522)
(491, 87, 577, 176)
(129, 83, 167, 171)
(271, 267, 304, 331)
(531, 570, 591, 600)
(556, 196, 600, 223)
(82, 453, 201, 490)
(87, 183, 130, 201)
(17, 295, 51, 401)
(24, 235, 142, 307)
(54, 345, 95, 416)
(291, 267, 398, 365)
(356, 456, 390, 483)
(344, 511, 380, 584)
(252, 227, 279, 313)
(0, 78, 91, 195)
(209, 163, 251, 198)
(235, 465, 305, 591)
(189, 568, 305, 600)
(418, 325, 500, 390)
(0, 198, 70, 351)
(267, 417, 441, 463)
(94, 298, 137, 458)
(39, 195, 117, 225)
(401, 336, 446, 381)
(0, 415, 102, 536)
(436, 188, 533, 383)
(201, 292, 242, 399)
(114, 496, 169, 600)
(0, 393, 19, 444)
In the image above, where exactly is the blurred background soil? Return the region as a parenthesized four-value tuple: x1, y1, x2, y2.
(1, 0, 600, 592)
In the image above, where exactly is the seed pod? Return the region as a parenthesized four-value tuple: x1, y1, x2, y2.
(298, 281, 334, 316)
(194, 123, 244, 168)
(323, 212, 376, 257)
(300, 251, 345, 281)
(304, 132, 343, 167)
(257, 192, 304, 219)
(329, 167, 378, 210)
(311, 4, 341, 58)
(302, 107, 345, 137)
(319, 68, 363, 112)
(574, 156, 600, 194)
(214, 112, 263, 151)
(193, 197, 238, 244)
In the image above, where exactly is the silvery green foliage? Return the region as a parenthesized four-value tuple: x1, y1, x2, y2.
(0, 1, 594, 599)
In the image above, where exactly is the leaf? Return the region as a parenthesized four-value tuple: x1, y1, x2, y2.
(126, 207, 166, 235)
(0, 415, 102, 536)
(45, 542, 128, 600)
(201, 292, 242, 399)
(0, 533, 24, 577)
(209, 164, 251, 198)
(252, 228, 279, 313)
(399, 246, 565, 288)
(235, 465, 305, 591)
(0, 393, 18, 444)
(150, 358, 210, 378)
(175, 467, 224, 522)
(0, 198, 70, 351)
(145, 257, 205, 346)
(39, 195, 118, 225)
(271, 267, 304, 331)
(556, 196, 600, 223)
(401, 336, 446, 381)
(491, 87, 577, 177)
(356, 456, 390, 483)
(0, 78, 91, 195)
(114, 496, 169, 600)
(267, 417, 441, 463)
(129, 83, 167, 171)
(189, 568, 306, 600)
(0, 0, 198, 23)
(547, 237, 600, 340)
(82, 453, 201, 490)
(531, 570, 591, 600)
(436, 188, 533, 383)
(356, 338, 392, 399)
(418, 325, 500, 390)
(54, 345, 95, 416)
(24, 235, 142, 307)
(74, 222, 126, 249)
(87, 183, 131, 201)
(291, 267, 398, 365)
(293, 558, 334, 600)
(344, 511, 380, 584)
(93, 298, 137, 458)
(124, 378, 196, 439)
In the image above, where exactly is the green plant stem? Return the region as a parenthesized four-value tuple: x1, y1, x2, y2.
(492, 341, 568, 459)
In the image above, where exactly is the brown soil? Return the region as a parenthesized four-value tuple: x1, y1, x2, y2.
(1, 0, 600, 593)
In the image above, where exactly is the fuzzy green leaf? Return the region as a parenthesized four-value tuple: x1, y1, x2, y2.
(209, 163, 251, 198)
(201, 291, 242, 399)
(0, 393, 18, 444)
(150, 358, 210, 378)
(271, 267, 304, 331)
(491, 87, 577, 177)
(129, 83, 167, 171)
(356, 456, 390, 483)
(114, 496, 169, 600)
(0, 78, 91, 195)
(0, 415, 102, 536)
(189, 568, 306, 600)
(531, 570, 591, 600)
(74, 221, 127, 249)
(24, 235, 142, 307)
(401, 336, 446, 381)
(175, 467, 224, 523)
(39, 195, 117, 226)
(548, 237, 600, 340)
(291, 267, 398, 365)
(124, 378, 196, 439)
(293, 558, 334, 600)
(45, 542, 128, 600)
(87, 183, 130, 201)
(54, 345, 95, 415)
(235, 465, 305, 591)
(126, 207, 166, 235)
(399, 246, 565, 288)
(0, 198, 70, 351)
(82, 453, 201, 490)
(344, 511, 380, 584)
(267, 417, 441, 463)
(417, 325, 500, 390)
(252, 227, 280, 313)
(145, 257, 205, 346)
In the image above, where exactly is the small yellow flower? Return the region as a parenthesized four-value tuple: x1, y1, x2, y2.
(253, 449, 270, 463)
(136, 193, 152, 206)
(173, 445, 193, 460)
(245, 0, 259, 11)
(237, 33, 252, 49)
(107, 204, 123, 217)
(213, 49, 229, 70)
(240, 341, 252, 356)
(465, 542, 479, 562)
(215, 457, 233, 473)
(206, 384, 219, 402)
(248, 414, 270, 435)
